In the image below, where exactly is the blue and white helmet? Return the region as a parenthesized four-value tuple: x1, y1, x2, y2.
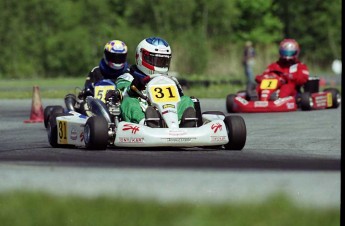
(103, 40, 128, 70)
(135, 37, 172, 75)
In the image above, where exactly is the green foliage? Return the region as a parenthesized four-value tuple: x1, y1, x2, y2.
(0, 191, 340, 226)
(0, 0, 341, 79)
(272, 0, 342, 67)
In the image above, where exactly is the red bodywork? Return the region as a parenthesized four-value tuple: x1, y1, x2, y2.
(227, 75, 340, 113)
(228, 73, 298, 113)
(231, 94, 297, 113)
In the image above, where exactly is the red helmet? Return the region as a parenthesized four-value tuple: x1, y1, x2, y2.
(279, 39, 300, 60)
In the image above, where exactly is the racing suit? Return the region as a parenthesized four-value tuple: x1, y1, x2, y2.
(65, 59, 130, 114)
(83, 59, 130, 92)
(117, 65, 195, 124)
(255, 58, 309, 98)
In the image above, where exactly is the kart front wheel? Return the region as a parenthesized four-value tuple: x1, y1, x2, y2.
(84, 116, 109, 150)
(44, 105, 64, 128)
(47, 112, 68, 148)
(226, 94, 236, 113)
(223, 115, 246, 151)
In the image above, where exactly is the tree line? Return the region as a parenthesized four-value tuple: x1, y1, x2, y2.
(0, 0, 341, 79)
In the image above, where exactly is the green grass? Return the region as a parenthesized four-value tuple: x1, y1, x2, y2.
(0, 77, 245, 99)
(0, 75, 340, 99)
(0, 191, 340, 226)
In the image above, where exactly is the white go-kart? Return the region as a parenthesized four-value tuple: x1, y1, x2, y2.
(46, 74, 247, 150)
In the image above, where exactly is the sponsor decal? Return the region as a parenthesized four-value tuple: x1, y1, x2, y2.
(163, 104, 175, 109)
(236, 97, 248, 105)
(254, 101, 268, 107)
(274, 97, 288, 106)
(119, 137, 144, 143)
(123, 124, 140, 134)
(287, 102, 295, 109)
(162, 109, 177, 115)
(289, 64, 298, 73)
(211, 136, 226, 142)
(80, 132, 84, 142)
(302, 69, 309, 75)
(168, 130, 187, 136)
(314, 95, 327, 107)
(211, 123, 222, 133)
(161, 138, 196, 142)
(70, 128, 78, 140)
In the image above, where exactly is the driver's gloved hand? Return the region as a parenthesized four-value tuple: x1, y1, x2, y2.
(128, 76, 150, 97)
(78, 88, 93, 100)
(132, 76, 150, 91)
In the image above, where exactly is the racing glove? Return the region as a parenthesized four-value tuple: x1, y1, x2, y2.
(127, 76, 151, 98)
(78, 88, 93, 100)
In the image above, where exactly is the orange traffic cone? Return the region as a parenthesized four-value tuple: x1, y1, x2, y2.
(24, 85, 44, 123)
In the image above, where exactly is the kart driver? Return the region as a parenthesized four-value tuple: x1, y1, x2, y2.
(113, 36, 196, 128)
(255, 38, 309, 98)
(64, 40, 130, 114)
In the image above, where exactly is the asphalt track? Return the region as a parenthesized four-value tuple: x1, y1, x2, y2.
(0, 99, 341, 208)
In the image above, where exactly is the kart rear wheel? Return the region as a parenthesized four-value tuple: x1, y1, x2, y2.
(300, 92, 313, 111)
(323, 88, 341, 108)
(223, 115, 246, 151)
(226, 94, 236, 113)
(84, 116, 109, 150)
(44, 105, 64, 128)
(47, 112, 69, 148)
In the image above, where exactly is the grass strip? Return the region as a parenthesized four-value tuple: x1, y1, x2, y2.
(0, 191, 340, 226)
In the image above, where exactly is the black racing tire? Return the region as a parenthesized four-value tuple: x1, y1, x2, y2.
(47, 112, 68, 148)
(223, 115, 246, 151)
(44, 105, 64, 128)
(226, 94, 236, 113)
(300, 92, 312, 111)
(323, 88, 341, 109)
(84, 116, 109, 150)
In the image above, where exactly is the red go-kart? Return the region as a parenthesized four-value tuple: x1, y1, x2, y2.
(226, 71, 341, 113)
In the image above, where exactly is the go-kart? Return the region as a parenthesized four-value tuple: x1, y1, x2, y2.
(45, 75, 247, 151)
(226, 71, 297, 113)
(226, 71, 341, 113)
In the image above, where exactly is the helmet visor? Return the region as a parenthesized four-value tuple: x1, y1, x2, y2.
(279, 49, 297, 57)
(104, 51, 127, 64)
(143, 49, 171, 68)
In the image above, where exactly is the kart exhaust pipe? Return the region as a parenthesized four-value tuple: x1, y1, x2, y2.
(64, 94, 77, 111)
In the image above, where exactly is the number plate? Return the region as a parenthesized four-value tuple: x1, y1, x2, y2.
(260, 78, 278, 90)
(94, 85, 116, 102)
(57, 120, 68, 144)
(149, 85, 179, 103)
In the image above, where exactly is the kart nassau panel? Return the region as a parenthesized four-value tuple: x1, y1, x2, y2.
(147, 76, 181, 128)
(232, 96, 297, 113)
(114, 120, 229, 147)
(56, 112, 88, 147)
(311, 92, 333, 109)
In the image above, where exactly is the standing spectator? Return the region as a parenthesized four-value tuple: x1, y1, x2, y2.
(242, 41, 256, 86)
